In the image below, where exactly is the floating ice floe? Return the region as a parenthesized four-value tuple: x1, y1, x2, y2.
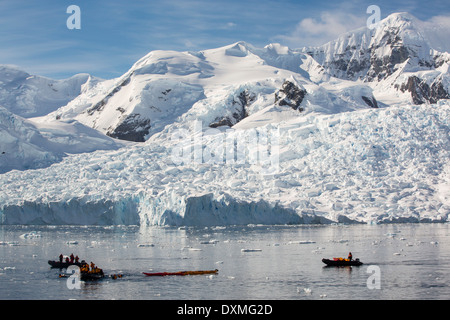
(241, 248, 262, 252)
(19, 231, 41, 239)
(298, 287, 312, 295)
(137, 243, 155, 247)
(288, 240, 316, 244)
(330, 239, 349, 243)
(200, 239, 219, 244)
(3, 267, 16, 270)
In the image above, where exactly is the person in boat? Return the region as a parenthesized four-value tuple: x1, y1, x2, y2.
(80, 262, 89, 273)
(70, 254, 74, 263)
(59, 254, 63, 263)
(65, 257, 70, 263)
(348, 252, 353, 261)
(94, 267, 103, 275)
(75, 256, 79, 263)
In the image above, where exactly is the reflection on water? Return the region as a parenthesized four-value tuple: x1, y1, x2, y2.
(0, 223, 449, 300)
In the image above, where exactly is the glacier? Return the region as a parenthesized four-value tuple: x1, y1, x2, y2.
(1, 102, 448, 226)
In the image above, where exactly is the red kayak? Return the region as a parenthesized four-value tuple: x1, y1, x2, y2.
(143, 269, 218, 277)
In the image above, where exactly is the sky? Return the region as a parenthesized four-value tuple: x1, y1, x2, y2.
(0, 0, 449, 79)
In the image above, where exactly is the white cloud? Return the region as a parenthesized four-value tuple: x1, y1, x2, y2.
(421, 14, 450, 52)
(427, 15, 450, 28)
(275, 11, 366, 48)
(225, 22, 237, 28)
(183, 39, 196, 48)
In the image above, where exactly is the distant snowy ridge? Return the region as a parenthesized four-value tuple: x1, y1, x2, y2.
(0, 105, 127, 173)
(0, 65, 125, 172)
(0, 65, 95, 118)
(0, 106, 63, 173)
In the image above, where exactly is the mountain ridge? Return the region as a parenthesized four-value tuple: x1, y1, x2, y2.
(39, 13, 449, 143)
(0, 64, 97, 118)
(0, 13, 447, 143)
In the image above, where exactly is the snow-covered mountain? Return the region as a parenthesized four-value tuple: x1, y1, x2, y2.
(0, 65, 97, 118)
(302, 12, 450, 104)
(0, 12, 449, 226)
(0, 105, 128, 173)
(34, 13, 449, 144)
(303, 13, 448, 80)
(42, 41, 379, 142)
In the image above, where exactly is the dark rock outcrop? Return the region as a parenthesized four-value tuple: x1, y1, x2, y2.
(107, 114, 151, 142)
(209, 89, 254, 128)
(399, 76, 450, 104)
(361, 95, 379, 108)
(274, 80, 306, 111)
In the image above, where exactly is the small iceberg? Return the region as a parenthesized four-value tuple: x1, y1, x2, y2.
(288, 240, 316, 244)
(137, 243, 155, 247)
(241, 248, 262, 252)
(200, 239, 219, 244)
(19, 231, 41, 239)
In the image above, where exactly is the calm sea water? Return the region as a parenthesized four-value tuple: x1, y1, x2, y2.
(0, 223, 449, 300)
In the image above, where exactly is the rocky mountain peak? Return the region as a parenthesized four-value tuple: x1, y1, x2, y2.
(302, 12, 450, 105)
